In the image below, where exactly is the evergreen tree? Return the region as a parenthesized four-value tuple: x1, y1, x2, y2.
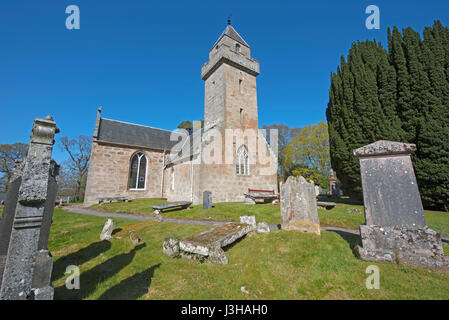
(327, 21, 449, 210)
(326, 40, 402, 199)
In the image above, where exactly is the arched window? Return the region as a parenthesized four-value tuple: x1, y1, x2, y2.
(129, 152, 147, 189)
(236, 145, 249, 176)
(235, 43, 241, 53)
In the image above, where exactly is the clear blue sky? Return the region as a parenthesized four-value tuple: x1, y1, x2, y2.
(1, 0, 448, 163)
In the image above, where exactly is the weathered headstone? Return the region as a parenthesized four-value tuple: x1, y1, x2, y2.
(203, 190, 212, 209)
(0, 115, 59, 300)
(100, 219, 114, 241)
(256, 222, 270, 234)
(354, 140, 449, 267)
(280, 176, 320, 235)
(163, 237, 180, 257)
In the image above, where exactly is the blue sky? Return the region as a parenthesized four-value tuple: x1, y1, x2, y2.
(1, 0, 448, 163)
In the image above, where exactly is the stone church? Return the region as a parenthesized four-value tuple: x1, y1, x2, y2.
(83, 22, 278, 206)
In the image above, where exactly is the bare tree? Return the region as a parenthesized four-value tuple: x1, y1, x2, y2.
(0, 143, 28, 191)
(58, 135, 91, 201)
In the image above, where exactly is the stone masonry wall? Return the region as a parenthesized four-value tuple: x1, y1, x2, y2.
(83, 142, 165, 206)
(164, 159, 197, 203)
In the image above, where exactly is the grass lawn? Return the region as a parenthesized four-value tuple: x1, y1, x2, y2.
(47, 208, 449, 299)
(90, 198, 449, 237)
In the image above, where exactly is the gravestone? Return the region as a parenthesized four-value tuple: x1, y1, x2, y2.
(354, 140, 449, 268)
(100, 219, 114, 241)
(203, 190, 212, 209)
(280, 176, 320, 235)
(0, 115, 59, 300)
(256, 222, 270, 234)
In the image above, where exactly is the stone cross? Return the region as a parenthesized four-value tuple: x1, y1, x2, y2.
(354, 140, 448, 267)
(280, 176, 320, 235)
(0, 115, 59, 300)
(203, 190, 212, 209)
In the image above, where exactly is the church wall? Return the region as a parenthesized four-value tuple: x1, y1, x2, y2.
(223, 63, 258, 130)
(164, 159, 197, 203)
(199, 163, 277, 203)
(204, 64, 226, 129)
(83, 142, 165, 206)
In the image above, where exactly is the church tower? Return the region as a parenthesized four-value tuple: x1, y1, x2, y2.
(201, 20, 260, 131)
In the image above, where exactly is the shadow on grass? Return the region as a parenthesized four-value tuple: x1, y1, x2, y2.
(98, 263, 161, 300)
(54, 243, 146, 300)
(111, 228, 122, 235)
(327, 229, 361, 253)
(317, 196, 363, 206)
(52, 240, 112, 282)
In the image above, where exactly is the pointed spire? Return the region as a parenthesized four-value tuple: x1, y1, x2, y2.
(212, 19, 250, 49)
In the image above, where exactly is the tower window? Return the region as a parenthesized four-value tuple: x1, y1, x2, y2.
(239, 79, 243, 93)
(235, 43, 241, 53)
(236, 145, 249, 176)
(240, 108, 243, 124)
(129, 152, 147, 189)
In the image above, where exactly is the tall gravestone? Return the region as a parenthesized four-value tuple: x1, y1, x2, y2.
(280, 176, 320, 235)
(354, 140, 448, 267)
(203, 190, 212, 209)
(0, 115, 59, 300)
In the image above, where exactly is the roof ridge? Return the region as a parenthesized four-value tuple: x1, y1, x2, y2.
(101, 118, 187, 136)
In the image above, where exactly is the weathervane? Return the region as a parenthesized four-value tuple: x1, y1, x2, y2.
(227, 14, 232, 25)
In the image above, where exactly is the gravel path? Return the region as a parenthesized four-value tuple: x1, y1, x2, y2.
(64, 206, 449, 243)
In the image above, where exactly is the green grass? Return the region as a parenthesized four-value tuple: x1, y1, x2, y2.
(48, 208, 449, 299)
(92, 198, 283, 225)
(91, 198, 449, 237)
(318, 203, 449, 237)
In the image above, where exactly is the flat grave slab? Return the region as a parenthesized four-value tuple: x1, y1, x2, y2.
(179, 222, 253, 256)
(317, 201, 336, 209)
(152, 201, 192, 213)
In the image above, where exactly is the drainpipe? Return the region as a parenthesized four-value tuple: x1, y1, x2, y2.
(190, 157, 194, 203)
(161, 149, 166, 198)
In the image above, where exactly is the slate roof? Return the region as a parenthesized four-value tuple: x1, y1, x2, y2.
(96, 118, 187, 151)
(213, 25, 250, 48)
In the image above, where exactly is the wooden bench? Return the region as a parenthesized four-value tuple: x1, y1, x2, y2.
(97, 196, 130, 204)
(244, 188, 279, 204)
(317, 201, 336, 209)
(152, 201, 192, 214)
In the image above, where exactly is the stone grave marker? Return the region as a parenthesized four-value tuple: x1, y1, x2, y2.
(203, 190, 212, 209)
(0, 115, 59, 300)
(280, 176, 320, 235)
(354, 140, 449, 267)
(100, 219, 114, 241)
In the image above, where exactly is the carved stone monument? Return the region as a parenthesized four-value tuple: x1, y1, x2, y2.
(0, 115, 59, 300)
(203, 190, 212, 209)
(280, 176, 320, 235)
(354, 140, 448, 268)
